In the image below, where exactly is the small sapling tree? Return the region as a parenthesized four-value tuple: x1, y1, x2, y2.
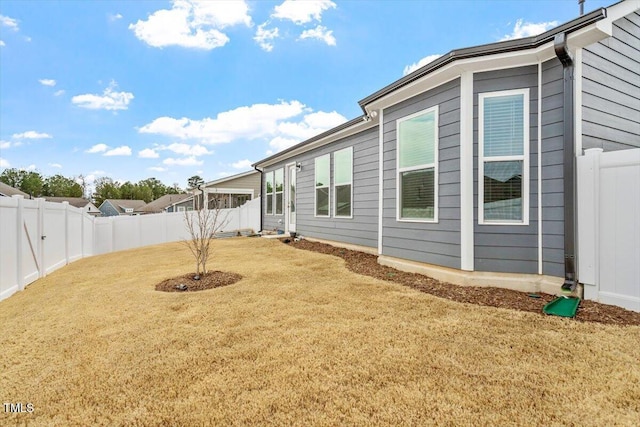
(183, 196, 229, 279)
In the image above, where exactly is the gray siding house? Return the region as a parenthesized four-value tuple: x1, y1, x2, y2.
(254, 0, 640, 295)
(98, 199, 147, 217)
(196, 170, 261, 210)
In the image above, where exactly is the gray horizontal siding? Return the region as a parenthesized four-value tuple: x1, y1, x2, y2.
(473, 66, 539, 275)
(262, 127, 379, 248)
(582, 11, 640, 151)
(541, 59, 565, 277)
(381, 78, 461, 269)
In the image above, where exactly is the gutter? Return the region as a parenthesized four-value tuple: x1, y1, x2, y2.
(359, 8, 606, 112)
(253, 164, 263, 233)
(554, 32, 578, 292)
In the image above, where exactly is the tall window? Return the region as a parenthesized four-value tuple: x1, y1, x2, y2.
(265, 171, 274, 215)
(315, 154, 330, 217)
(274, 168, 284, 215)
(333, 147, 353, 217)
(479, 89, 529, 224)
(396, 106, 438, 221)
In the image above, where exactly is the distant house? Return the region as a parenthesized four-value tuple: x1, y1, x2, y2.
(43, 197, 101, 216)
(196, 170, 261, 209)
(138, 194, 193, 214)
(0, 182, 29, 198)
(98, 199, 146, 217)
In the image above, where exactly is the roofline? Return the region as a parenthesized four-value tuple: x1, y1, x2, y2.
(252, 115, 369, 168)
(358, 7, 606, 109)
(202, 169, 258, 187)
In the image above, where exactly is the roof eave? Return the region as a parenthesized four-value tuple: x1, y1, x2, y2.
(253, 115, 375, 168)
(358, 7, 606, 111)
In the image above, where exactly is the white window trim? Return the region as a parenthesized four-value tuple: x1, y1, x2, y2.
(395, 105, 439, 223)
(274, 168, 284, 216)
(478, 88, 530, 226)
(314, 154, 331, 218)
(333, 147, 353, 219)
(265, 171, 274, 215)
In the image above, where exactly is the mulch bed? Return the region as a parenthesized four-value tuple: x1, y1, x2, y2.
(282, 238, 640, 327)
(155, 271, 242, 292)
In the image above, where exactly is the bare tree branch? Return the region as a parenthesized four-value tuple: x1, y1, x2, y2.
(182, 202, 230, 278)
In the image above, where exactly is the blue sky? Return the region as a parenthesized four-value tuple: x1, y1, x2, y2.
(0, 0, 611, 191)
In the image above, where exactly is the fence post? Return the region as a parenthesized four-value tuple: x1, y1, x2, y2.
(14, 195, 24, 291)
(578, 148, 602, 301)
(63, 201, 70, 265)
(37, 198, 45, 278)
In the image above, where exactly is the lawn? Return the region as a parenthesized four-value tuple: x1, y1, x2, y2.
(1, 237, 639, 426)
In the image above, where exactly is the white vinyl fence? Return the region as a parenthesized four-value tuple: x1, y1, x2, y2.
(578, 148, 640, 312)
(0, 196, 260, 302)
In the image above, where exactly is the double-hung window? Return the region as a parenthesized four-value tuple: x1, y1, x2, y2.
(396, 106, 438, 221)
(265, 171, 274, 215)
(478, 89, 529, 224)
(274, 168, 284, 215)
(333, 147, 353, 217)
(315, 154, 330, 217)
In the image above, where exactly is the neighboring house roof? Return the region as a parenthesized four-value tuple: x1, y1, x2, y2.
(43, 197, 93, 208)
(99, 199, 147, 214)
(253, 5, 614, 168)
(201, 170, 259, 188)
(0, 182, 30, 198)
(139, 194, 192, 213)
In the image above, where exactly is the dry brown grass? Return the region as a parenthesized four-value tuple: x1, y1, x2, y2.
(1, 237, 639, 426)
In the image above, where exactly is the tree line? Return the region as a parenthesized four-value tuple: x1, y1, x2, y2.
(0, 168, 183, 206)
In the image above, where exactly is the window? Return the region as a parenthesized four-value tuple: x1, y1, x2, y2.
(315, 154, 330, 216)
(274, 168, 284, 215)
(265, 171, 274, 215)
(178, 206, 186, 212)
(396, 106, 438, 221)
(333, 147, 353, 217)
(479, 89, 529, 224)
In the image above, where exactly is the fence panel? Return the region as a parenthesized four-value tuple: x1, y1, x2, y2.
(22, 199, 41, 284)
(67, 204, 84, 263)
(1, 197, 261, 302)
(42, 201, 67, 274)
(0, 197, 19, 300)
(578, 148, 640, 312)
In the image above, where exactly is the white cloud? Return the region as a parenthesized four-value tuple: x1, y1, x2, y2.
(403, 54, 442, 76)
(54, 90, 65, 97)
(0, 158, 10, 168)
(272, 0, 336, 25)
(1, 140, 12, 149)
(231, 159, 252, 169)
(138, 148, 159, 158)
(104, 146, 132, 156)
(141, 100, 346, 154)
(148, 166, 168, 172)
(299, 25, 335, 46)
(72, 81, 133, 111)
(163, 156, 203, 166)
(109, 13, 123, 21)
(49, 163, 62, 168)
(0, 41, 5, 47)
(129, 0, 252, 50)
(39, 79, 56, 87)
(86, 143, 109, 153)
(139, 100, 308, 143)
(165, 143, 212, 156)
(254, 23, 279, 52)
(500, 19, 558, 41)
(23, 164, 37, 171)
(0, 15, 19, 31)
(268, 136, 299, 152)
(12, 130, 52, 139)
